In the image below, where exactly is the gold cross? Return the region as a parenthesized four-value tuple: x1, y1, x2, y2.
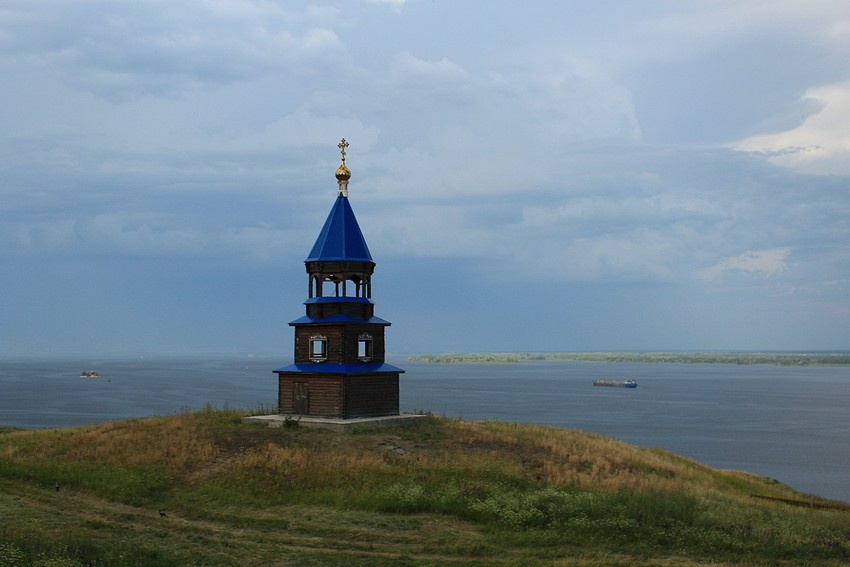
(338, 138, 349, 163)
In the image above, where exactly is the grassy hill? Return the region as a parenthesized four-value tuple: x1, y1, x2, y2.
(1, 409, 848, 566)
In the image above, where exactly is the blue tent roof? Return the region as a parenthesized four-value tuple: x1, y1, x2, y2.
(306, 196, 373, 263)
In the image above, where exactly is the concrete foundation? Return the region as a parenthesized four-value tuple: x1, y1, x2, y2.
(242, 413, 428, 432)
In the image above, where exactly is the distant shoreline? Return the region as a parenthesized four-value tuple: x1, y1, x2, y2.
(408, 352, 850, 366)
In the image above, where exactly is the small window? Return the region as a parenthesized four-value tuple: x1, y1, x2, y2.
(309, 335, 327, 361)
(358, 333, 373, 361)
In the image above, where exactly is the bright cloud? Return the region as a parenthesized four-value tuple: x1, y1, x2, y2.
(733, 81, 850, 174)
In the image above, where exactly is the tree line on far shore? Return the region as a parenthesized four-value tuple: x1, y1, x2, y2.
(408, 351, 850, 366)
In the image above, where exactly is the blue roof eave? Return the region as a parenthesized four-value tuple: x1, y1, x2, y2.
(274, 362, 405, 374)
(289, 314, 392, 326)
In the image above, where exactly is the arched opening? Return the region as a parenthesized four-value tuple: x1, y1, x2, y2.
(348, 274, 363, 298)
(321, 275, 341, 297)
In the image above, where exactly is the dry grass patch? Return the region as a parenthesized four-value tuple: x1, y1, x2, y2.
(440, 420, 711, 492)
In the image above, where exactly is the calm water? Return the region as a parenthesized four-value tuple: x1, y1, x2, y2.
(1, 356, 848, 502)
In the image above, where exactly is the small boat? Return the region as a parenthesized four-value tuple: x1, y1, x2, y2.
(593, 379, 637, 388)
(80, 370, 101, 378)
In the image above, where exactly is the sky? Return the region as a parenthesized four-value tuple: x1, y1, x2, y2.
(1, 0, 849, 357)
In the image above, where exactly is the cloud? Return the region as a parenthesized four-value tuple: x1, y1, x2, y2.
(519, 195, 726, 228)
(0, 1, 343, 101)
(391, 52, 468, 81)
(609, 1, 850, 145)
(695, 248, 791, 282)
(253, 108, 380, 152)
(364, 0, 408, 6)
(363, 141, 848, 291)
(357, 58, 641, 203)
(732, 80, 850, 174)
(2, 211, 307, 264)
(4, 219, 76, 253)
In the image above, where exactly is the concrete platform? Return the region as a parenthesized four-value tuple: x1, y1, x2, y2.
(241, 413, 428, 432)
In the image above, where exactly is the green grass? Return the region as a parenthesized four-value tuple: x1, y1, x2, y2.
(1, 410, 848, 566)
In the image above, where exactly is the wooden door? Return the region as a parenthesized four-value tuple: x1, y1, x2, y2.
(293, 382, 309, 414)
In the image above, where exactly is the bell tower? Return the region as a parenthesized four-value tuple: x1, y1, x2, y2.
(274, 139, 404, 419)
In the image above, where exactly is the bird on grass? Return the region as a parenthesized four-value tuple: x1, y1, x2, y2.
(159, 510, 167, 518)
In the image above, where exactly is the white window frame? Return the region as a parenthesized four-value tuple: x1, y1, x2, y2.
(309, 335, 328, 362)
(358, 333, 373, 362)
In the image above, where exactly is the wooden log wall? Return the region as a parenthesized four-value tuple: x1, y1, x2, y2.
(344, 374, 399, 418)
(293, 325, 386, 364)
(277, 373, 399, 419)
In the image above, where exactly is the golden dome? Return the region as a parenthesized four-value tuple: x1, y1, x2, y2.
(335, 161, 351, 181)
